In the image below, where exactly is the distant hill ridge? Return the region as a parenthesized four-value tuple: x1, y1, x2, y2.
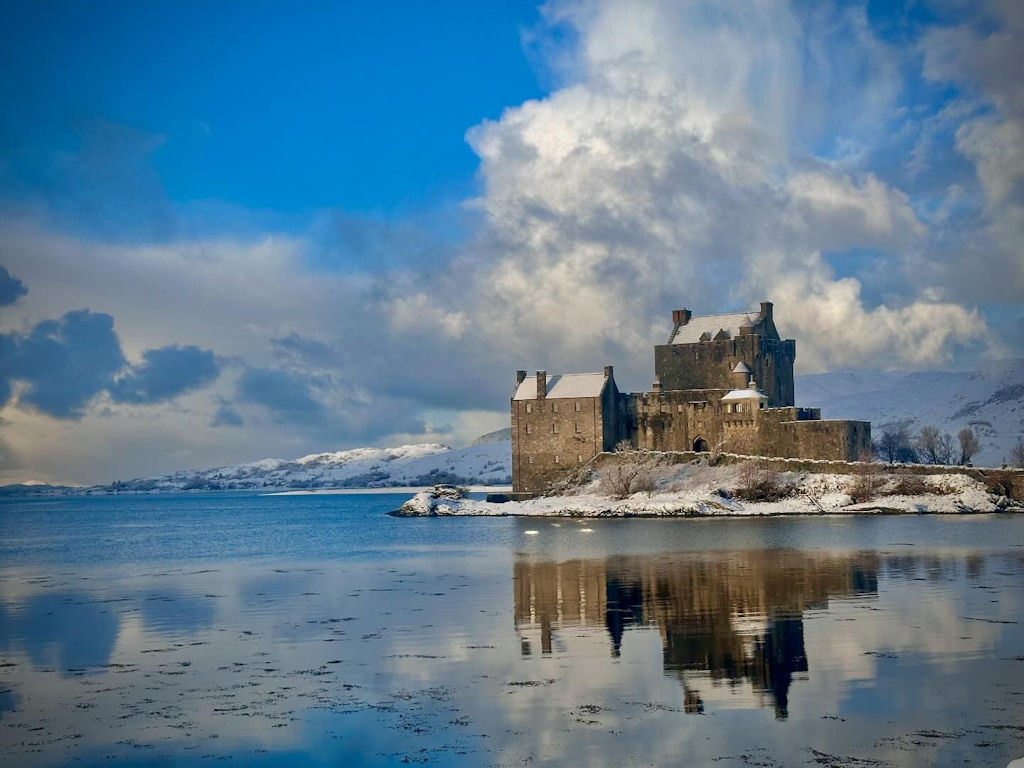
(796, 358, 1024, 468)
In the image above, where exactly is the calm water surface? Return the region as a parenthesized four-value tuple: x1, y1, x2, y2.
(1, 493, 1022, 767)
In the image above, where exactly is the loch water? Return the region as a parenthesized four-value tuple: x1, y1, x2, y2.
(1, 492, 1022, 767)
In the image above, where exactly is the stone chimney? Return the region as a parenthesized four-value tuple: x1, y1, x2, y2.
(760, 301, 773, 321)
(536, 371, 547, 400)
(671, 309, 692, 326)
(652, 374, 661, 394)
(604, 365, 614, 380)
(516, 370, 527, 384)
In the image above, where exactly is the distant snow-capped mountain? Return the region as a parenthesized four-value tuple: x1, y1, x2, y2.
(796, 359, 1024, 467)
(121, 440, 512, 492)
(4, 441, 512, 495)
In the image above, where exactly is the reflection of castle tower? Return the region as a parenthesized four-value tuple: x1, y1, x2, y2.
(513, 551, 879, 719)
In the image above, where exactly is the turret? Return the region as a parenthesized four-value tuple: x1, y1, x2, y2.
(731, 361, 752, 389)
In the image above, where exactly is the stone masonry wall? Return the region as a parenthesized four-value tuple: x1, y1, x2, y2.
(654, 335, 796, 406)
(511, 395, 605, 493)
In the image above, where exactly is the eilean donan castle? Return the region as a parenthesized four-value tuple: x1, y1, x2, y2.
(510, 301, 871, 494)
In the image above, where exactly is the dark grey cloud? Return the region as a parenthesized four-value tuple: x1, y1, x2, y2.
(109, 344, 220, 404)
(210, 402, 244, 428)
(0, 265, 27, 306)
(237, 367, 325, 425)
(1, 310, 126, 419)
(0, 310, 220, 420)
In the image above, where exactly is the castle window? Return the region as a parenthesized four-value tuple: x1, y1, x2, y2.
(574, 422, 580, 433)
(759, 402, 765, 409)
(528, 456, 533, 464)
(552, 402, 558, 413)
(526, 403, 532, 413)
(577, 455, 583, 463)
(574, 401, 581, 412)
(554, 455, 560, 463)
(552, 423, 559, 434)
(526, 424, 533, 434)
(677, 405, 683, 413)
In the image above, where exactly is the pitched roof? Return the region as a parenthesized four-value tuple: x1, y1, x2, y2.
(512, 372, 607, 400)
(721, 386, 768, 401)
(670, 310, 760, 344)
(731, 361, 752, 373)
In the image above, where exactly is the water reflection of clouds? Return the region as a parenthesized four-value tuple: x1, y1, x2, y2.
(0, 592, 121, 673)
(0, 547, 1021, 767)
(139, 590, 216, 635)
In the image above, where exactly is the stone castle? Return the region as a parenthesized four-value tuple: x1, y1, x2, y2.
(510, 301, 871, 493)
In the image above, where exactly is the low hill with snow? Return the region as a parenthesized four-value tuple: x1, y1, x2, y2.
(19, 441, 513, 495)
(796, 359, 1024, 467)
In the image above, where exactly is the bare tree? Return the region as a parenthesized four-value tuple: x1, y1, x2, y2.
(1011, 438, 1024, 469)
(917, 426, 953, 465)
(875, 425, 916, 464)
(957, 428, 980, 465)
(937, 432, 955, 465)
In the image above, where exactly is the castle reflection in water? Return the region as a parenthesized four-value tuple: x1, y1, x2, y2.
(513, 550, 880, 719)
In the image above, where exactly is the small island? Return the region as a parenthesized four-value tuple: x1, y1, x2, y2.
(398, 302, 1024, 517)
(395, 453, 1023, 517)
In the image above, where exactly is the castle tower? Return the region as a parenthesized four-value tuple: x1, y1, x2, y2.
(654, 301, 795, 406)
(731, 361, 752, 389)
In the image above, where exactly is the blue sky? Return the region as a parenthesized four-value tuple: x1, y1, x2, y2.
(0, 0, 1021, 484)
(1, 0, 545, 225)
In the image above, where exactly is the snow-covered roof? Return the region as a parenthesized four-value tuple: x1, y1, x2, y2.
(731, 361, 752, 373)
(670, 310, 759, 344)
(720, 386, 768, 402)
(513, 372, 607, 400)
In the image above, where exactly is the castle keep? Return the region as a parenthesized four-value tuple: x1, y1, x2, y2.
(511, 301, 871, 493)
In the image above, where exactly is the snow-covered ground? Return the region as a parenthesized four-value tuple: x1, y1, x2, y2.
(796, 359, 1024, 467)
(396, 461, 1020, 517)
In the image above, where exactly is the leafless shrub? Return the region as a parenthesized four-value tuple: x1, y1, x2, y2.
(930, 480, 959, 496)
(632, 471, 657, 496)
(706, 439, 727, 467)
(544, 465, 594, 496)
(889, 474, 928, 496)
(733, 461, 791, 502)
(599, 442, 660, 499)
(849, 467, 884, 503)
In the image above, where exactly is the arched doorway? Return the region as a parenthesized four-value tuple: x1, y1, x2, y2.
(693, 437, 709, 453)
